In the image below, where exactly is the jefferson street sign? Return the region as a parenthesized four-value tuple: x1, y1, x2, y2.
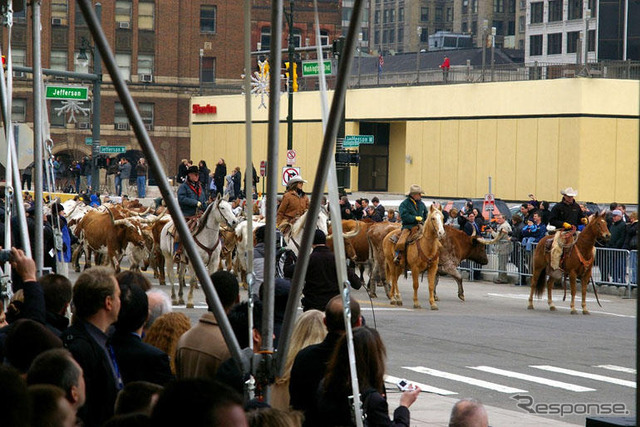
(301, 60, 333, 77)
(343, 135, 374, 147)
(99, 146, 126, 154)
(45, 85, 89, 101)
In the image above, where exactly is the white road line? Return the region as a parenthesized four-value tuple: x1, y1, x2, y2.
(403, 366, 527, 394)
(531, 365, 636, 388)
(469, 366, 595, 392)
(594, 365, 637, 375)
(487, 293, 611, 303)
(384, 374, 458, 396)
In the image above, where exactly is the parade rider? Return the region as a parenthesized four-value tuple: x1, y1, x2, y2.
(276, 175, 310, 231)
(174, 165, 208, 260)
(547, 187, 587, 279)
(394, 184, 428, 265)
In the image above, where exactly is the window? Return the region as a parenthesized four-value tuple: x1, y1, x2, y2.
(588, 0, 597, 17)
(568, 0, 583, 19)
(420, 7, 428, 21)
(383, 10, 388, 23)
(519, 16, 525, 33)
(509, 0, 516, 13)
(50, 100, 66, 128)
(139, 103, 154, 129)
(493, 20, 504, 35)
(547, 33, 562, 54)
(508, 21, 515, 35)
(50, 50, 67, 71)
(201, 56, 215, 83)
(12, 48, 26, 67)
(420, 30, 428, 43)
(51, 0, 68, 24)
(494, 0, 504, 13)
(138, 2, 154, 30)
(12, 99, 26, 123)
(398, 27, 404, 43)
(399, 7, 404, 22)
(114, 102, 128, 127)
(374, 31, 380, 45)
(390, 8, 395, 23)
(530, 34, 542, 55)
(389, 29, 395, 43)
(361, 28, 369, 42)
(382, 30, 388, 43)
(138, 54, 154, 75)
(530, 2, 543, 23)
(374, 10, 380, 24)
(462, 22, 468, 32)
(472, 0, 478, 13)
(115, 1, 132, 24)
(435, 7, 443, 21)
(200, 5, 216, 33)
(320, 30, 330, 46)
(13, 9, 26, 24)
(446, 8, 453, 22)
(116, 53, 131, 80)
(588, 29, 595, 51)
(260, 27, 270, 51)
(75, 6, 85, 26)
(471, 21, 477, 34)
(292, 29, 302, 48)
(567, 31, 580, 53)
(548, 0, 562, 21)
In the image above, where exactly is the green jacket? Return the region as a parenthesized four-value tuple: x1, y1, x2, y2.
(399, 196, 428, 230)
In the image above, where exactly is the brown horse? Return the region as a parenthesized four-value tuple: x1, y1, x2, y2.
(382, 204, 445, 309)
(528, 211, 610, 314)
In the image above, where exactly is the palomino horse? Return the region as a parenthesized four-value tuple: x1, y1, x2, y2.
(283, 210, 329, 256)
(160, 195, 238, 308)
(382, 204, 445, 309)
(528, 212, 610, 314)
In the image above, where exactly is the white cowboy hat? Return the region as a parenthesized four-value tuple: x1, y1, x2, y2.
(560, 187, 578, 197)
(288, 176, 307, 185)
(407, 184, 425, 196)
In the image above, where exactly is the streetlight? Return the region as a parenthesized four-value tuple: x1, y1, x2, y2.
(481, 19, 488, 81)
(199, 48, 204, 95)
(490, 26, 496, 81)
(357, 32, 362, 87)
(416, 26, 422, 84)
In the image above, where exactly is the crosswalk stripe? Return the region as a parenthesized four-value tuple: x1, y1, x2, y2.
(469, 366, 595, 392)
(594, 365, 637, 375)
(532, 365, 636, 388)
(403, 366, 527, 394)
(385, 374, 458, 396)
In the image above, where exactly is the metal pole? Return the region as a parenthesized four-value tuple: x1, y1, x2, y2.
(357, 33, 362, 87)
(286, 0, 294, 153)
(76, 0, 245, 367)
(623, 0, 628, 61)
(490, 27, 495, 82)
(91, 3, 102, 193)
(481, 22, 487, 82)
(32, 0, 44, 275)
(416, 27, 422, 84)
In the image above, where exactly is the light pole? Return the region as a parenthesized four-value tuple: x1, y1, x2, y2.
(285, 0, 295, 154)
(416, 26, 422, 84)
(357, 32, 362, 87)
(490, 26, 496, 81)
(199, 48, 204, 96)
(481, 19, 488, 82)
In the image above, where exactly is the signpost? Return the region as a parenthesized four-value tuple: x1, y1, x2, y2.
(281, 166, 301, 186)
(85, 137, 93, 145)
(343, 134, 374, 148)
(45, 85, 89, 100)
(301, 60, 334, 77)
(482, 192, 496, 221)
(99, 146, 126, 154)
(286, 149, 296, 165)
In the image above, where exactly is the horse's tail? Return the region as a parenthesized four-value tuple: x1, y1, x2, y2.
(534, 266, 547, 298)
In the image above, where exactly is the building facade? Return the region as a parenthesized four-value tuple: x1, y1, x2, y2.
(452, 0, 517, 48)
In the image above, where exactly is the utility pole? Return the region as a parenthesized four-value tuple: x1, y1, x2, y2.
(416, 26, 422, 84)
(481, 19, 488, 82)
(357, 32, 362, 87)
(91, 3, 102, 193)
(285, 0, 294, 155)
(490, 26, 495, 82)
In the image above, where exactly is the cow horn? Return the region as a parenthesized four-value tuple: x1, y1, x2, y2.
(114, 218, 129, 226)
(342, 221, 361, 239)
(476, 231, 506, 245)
(106, 206, 116, 225)
(471, 226, 476, 237)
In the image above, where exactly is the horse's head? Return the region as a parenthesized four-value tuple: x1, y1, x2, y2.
(212, 194, 239, 229)
(588, 211, 611, 243)
(428, 203, 446, 240)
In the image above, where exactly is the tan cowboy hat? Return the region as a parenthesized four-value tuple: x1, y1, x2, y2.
(407, 184, 425, 196)
(560, 187, 578, 197)
(288, 176, 307, 185)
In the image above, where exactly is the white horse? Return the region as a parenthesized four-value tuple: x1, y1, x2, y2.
(284, 210, 329, 256)
(233, 218, 266, 288)
(159, 195, 238, 308)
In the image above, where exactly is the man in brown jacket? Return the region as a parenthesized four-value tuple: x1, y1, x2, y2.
(175, 271, 240, 380)
(276, 175, 310, 229)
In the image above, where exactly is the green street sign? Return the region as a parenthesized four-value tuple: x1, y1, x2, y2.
(99, 146, 126, 154)
(301, 60, 333, 77)
(343, 135, 374, 147)
(46, 86, 89, 100)
(85, 137, 92, 145)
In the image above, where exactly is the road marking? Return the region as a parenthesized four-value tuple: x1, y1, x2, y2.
(385, 374, 458, 396)
(469, 366, 595, 392)
(594, 365, 637, 375)
(487, 293, 635, 318)
(487, 293, 611, 303)
(531, 365, 636, 388)
(403, 366, 527, 394)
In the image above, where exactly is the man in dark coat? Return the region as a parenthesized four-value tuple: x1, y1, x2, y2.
(177, 165, 208, 217)
(213, 159, 227, 198)
(394, 184, 428, 265)
(301, 230, 362, 312)
(289, 296, 362, 427)
(548, 187, 587, 279)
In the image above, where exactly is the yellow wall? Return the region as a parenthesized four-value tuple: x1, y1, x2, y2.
(190, 79, 639, 203)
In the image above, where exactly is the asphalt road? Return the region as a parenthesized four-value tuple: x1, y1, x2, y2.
(66, 266, 636, 426)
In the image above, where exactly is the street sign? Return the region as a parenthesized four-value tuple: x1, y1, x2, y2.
(85, 137, 93, 145)
(259, 160, 267, 177)
(45, 85, 89, 101)
(301, 60, 334, 77)
(482, 193, 496, 220)
(281, 166, 300, 186)
(343, 135, 374, 148)
(99, 146, 126, 154)
(286, 149, 296, 165)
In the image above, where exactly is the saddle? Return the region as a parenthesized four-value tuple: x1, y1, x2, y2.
(172, 214, 202, 261)
(389, 225, 423, 246)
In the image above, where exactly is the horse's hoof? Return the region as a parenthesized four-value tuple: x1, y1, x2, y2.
(369, 291, 377, 299)
(74, 267, 80, 273)
(571, 310, 578, 315)
(458, 293, 465, 302)
(549, 306, 556, 311)
(389, 299, 396, 306)
(582, 310, 590, 315)
(186, 303, 194, 309)
(396, 300, 403, 306)
(178, 299, 185, 306)
(527, 304, 534, 310)
(172, 300, 179, 306)
(414, 303, 422, 309)
(430, 304, 439, 311)
(434, 295, 440, 301)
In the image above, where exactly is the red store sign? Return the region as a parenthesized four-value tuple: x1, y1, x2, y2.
(192, 104, 217, 114)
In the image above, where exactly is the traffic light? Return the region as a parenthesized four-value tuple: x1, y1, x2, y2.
(1, 55, 6, 70)
(284, 62, 298, 92)
(284, 61, 290, 87)
(335, 151, 360, 165)
(291, 62, 298, 92)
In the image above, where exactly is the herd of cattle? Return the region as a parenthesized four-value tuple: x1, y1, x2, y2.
(59, 197, 505, 308)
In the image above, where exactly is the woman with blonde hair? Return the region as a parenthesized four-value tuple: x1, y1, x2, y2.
(143, 312, 191, 374)
(270, 309, 326, 410)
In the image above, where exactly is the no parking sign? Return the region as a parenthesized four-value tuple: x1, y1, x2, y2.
(282, 166, 301, 186)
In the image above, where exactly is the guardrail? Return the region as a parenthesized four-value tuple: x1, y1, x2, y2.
(459, 240, 637, 297)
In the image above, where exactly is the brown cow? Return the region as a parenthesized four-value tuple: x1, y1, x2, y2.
(367, 222, 401, 297)
(327, 220, 370, 283)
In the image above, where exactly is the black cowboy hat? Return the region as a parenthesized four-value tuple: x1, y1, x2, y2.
(187, 165, 199, 175)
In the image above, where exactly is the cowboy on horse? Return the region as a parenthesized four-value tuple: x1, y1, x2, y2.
(174, 165, 209, 260)
(393, 184, 428, 265)
(547, 187, 588, 279)
(276, 175, 309, 232)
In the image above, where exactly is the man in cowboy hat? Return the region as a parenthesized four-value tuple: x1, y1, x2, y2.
(276, 175, 309, 230)
(178, 165, 208, 217)
(548, 187, 588, 279)
(394, 184, 428, 265)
